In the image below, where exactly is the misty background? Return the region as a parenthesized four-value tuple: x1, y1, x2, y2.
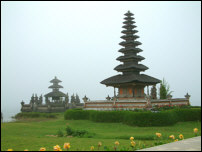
(1, 1, 201, 121)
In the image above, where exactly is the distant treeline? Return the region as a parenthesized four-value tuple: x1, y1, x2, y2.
(65, 93, 81, 104)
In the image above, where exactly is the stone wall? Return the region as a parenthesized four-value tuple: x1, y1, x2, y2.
(21, 103, 84, 113)
(21, 97, 190, 112)
(84, 98, 189, 111)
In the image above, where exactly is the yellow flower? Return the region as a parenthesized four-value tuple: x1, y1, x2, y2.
(98, 142, 102, 147)
(24, 149, 29, 151)
(169, 135, 175, 140)
(194, 128, 198, 133)
(174, 139, 178, 142)
(115, 141, 120, 146)
(179, 134, 184, 140)
(39, 147, 46, 151)
(90, 146, 94, 151)
(131, 140, 136, 147)
(156, 133, 162, 138)
(54, 145, 61, 151)
(7, 149, 13, 151)
(130, 136, 134, 140)
(64, 143, 70, 149)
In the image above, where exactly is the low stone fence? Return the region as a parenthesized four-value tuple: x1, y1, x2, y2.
(84, 98, 189, 111)
(21, 103, 84, 113)
(151, 98, 189, 106)
(21, 104, 33, 112)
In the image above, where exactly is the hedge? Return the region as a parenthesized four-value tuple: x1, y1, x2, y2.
(64, 108, 201, 127)
(172, 108, 201, 122)
(123, 110, 178, 127)
(64, 109, 90, 120)
(14, 112, 57, 119)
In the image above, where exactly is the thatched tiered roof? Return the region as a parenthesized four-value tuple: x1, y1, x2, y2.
(101, 11, 160, 86)
(44, 76, 67, 98)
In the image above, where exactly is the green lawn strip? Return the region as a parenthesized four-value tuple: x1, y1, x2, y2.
(1, 135, 155, 151)
(1, 115, 201, 151)
(65, 120, 201, 140)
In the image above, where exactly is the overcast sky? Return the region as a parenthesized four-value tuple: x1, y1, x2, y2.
(1, 1, 201, 115)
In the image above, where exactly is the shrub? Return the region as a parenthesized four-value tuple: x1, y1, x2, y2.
(64, 108, 201, 127)
(172, 108, 201, 122)
(65, 110, 178, 126)
(64, 110, 90, 120)
(72, 130, 88, 137)
(190, 106, 201, 108)
(151, 105, 193, 111)
(65, 126, 94, 138)
(89, 111, 125, 123)
(14, 112, 57, 119)
(72, 108, 83, 110)
(57, 129, 64, 137)
(89, 110, 177, 126)
(66, 126, 74, 136)
(123, 110, 178, 127)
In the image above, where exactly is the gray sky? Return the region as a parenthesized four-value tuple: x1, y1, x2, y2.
(1, 1, 201, 115)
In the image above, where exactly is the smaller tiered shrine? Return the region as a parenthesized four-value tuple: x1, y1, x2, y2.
(20, 76, 84, 112)
(44, 76, 68, 104)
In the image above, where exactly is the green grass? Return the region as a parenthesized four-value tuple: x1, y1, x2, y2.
(1, 113, 201, 151)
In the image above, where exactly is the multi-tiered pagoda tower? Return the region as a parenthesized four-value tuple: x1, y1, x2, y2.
(101, 11, 160, 99)
(44, 76, 67, 102)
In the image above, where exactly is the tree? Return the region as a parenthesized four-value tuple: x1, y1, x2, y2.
(71, 94, 76, 104)
(159, 78, 173, 99)
(65, 92, 69, 103)
(75, 94, 80, 103)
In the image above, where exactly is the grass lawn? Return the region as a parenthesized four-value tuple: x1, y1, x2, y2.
(1, 113, 201, 151)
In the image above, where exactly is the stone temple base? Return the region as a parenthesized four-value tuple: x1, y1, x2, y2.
(21, 103, 84, 113)
(84, 98, 189, 111)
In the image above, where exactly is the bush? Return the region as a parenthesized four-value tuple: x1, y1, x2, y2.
(57, 129, 64, 137)
(151, 105, 193, 111)
(72, 130, 88, 137)
(64, 108, 201, 127)
(14, 112, 57, 119)
(89, 111, 125, 123)
(66, 126, 74, 136)
(66, 126, 94, 138)
(123, 110, 178, 127)
(64, 110, 90, 120)
(172, 108, 201, 122)
(190, 106, 201, 108)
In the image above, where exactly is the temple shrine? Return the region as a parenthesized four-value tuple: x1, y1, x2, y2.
(101, 11, 160, 100)
(20, 76, 83, 112)
(44, 76, 67, 104)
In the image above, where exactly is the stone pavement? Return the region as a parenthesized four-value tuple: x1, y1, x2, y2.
(138, 136, 201, 151)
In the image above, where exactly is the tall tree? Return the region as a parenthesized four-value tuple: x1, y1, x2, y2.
(65, 92, 69, 103)
(75, 94, 80, 103)
(71, 94, 76, 103)
(159, 78, 173, 99)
